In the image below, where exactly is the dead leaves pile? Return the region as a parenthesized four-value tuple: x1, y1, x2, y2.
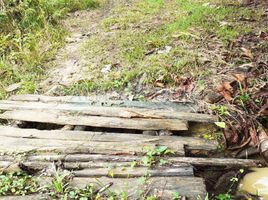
(213, 32, 268, 158)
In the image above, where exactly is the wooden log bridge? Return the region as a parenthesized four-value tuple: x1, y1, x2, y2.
(0, 95, 263, 200)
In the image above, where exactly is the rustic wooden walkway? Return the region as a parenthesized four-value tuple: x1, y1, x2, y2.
(0, 95, 263, 199)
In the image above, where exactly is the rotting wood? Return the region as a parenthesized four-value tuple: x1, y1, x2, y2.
(0, 100, 217, 122)
(73, 166, 194, 178)
(0, 126, 218, 152)
(0, 110, 188, 131)
(0, 154, 262, 168)
(8, 94, 198, 112)
(0, 161, 193, 178)
(0, 161, 190, 171)
(69, 177, 206, 200)
(0, 135, 185, 156)
(0, 176, 206, 200)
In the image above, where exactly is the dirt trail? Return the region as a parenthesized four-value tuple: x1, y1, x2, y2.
(41, 0, 125, 96)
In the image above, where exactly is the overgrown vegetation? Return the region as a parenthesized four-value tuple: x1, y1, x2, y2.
(0, 0, 99, 99)
(64, 0, 259, 95)
(0, 172, 39, 196)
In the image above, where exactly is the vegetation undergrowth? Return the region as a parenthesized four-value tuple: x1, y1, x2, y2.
(0, 0, 99, 99)
(64, 0, 259, 96)
(0, 172, 39, 196)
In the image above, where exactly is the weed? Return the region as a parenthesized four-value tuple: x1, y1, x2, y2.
(172, 191, 182, 200)
(0, 172, 39, 196)
(142, 146, 174, 167)
(211, 105, 230, 117)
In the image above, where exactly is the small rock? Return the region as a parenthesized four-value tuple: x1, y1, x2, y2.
(157, 46, 172, 54)
(101, 64, 112, 74)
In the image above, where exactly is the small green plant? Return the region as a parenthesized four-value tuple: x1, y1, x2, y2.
(215, 193, 233, 200)
(50, 171, 69, 196)
(215, 169, 245, 200)
(142, 146, 174, 167)
(211, 105, 230, 117)
(172, 191, 182, 200)
(0, 172, 39, 196)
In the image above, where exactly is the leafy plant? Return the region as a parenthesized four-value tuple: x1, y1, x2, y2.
(0, 172, 39, 196)
(215, 193, 233, 200)
(50, 171, 69, 195)
(142, 146, 174, 167)
(172, 191, 182, 200)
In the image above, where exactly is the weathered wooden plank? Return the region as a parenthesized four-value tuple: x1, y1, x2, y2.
(0, 195, 48, 200)
(0, 135, 185, 156)
(0, 161, 191, 171)
(73, 166, 193, 178)
(0, 100, 217, 122)
(0, 176, 206, 200)
(0, 126, 218, 151)
(0, 110, 188, 131)
(1, 153, 262, 168)
(69, 177, 206, 200)
(0, 161, 193, 177)
(9, 94, 198, 112)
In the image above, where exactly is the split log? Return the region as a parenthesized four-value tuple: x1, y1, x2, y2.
(0, 126, 218, 152)
(0, 110, 188, 131)
(0, 135, 185, 156)
(69, 177, 206, 200)
(0, 177, 206, 200)
(0, 100, 217, 122)
(0, 154, 262, 168)
(8, 94, 198, 112)
(73, 166, 193, 178)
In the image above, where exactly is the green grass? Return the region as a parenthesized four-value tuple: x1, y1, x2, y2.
(0, 0, 99, 99)
(64, 0, 259, 96)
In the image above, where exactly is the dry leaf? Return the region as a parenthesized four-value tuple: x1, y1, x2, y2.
(154, 80, 165, 88)
(241, 47, 253, 59)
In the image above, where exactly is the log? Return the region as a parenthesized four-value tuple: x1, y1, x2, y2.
(69, 177, 206, 200)
(0, 176, 206, 200)
(0, 135, 185, 156)
(0, 110, 188, 131)
(0, 126, 218, 152)
(9, 94, 198, 112)
(0, 100, 217, 122)
(73, 166, 193, 178)
(0, 154, 262, 168)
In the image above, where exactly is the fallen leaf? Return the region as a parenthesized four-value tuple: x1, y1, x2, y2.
(215, 122, 226, 129)
(241, 47, 253, 59)
(223, 81, 233, 92)
(154, 80, 165, 88)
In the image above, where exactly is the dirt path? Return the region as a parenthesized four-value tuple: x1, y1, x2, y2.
(40, 0, 125, 96)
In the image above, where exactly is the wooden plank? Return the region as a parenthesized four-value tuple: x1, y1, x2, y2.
(0, 161, 190, 171)
(9, 94, 198, 112)
(69, 177, 206, 200)
(0, 195, 48, 200)
(0, 100, 217, 122)
(0, 177, 206, 200)
(73, 166, 193, 178)
(0, 110, 188, 131)
(1, 153, 262, 168)
(0, 161, 193, 177)
(0, 126, 218, 151)
(0, 134, 185, 156)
